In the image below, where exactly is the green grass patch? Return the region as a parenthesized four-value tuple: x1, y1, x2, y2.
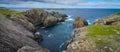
(87, 25, 120, 36)
(86, 25, 120, 51)
(0, 8, 23, 19)
(115, 12, 120, 15)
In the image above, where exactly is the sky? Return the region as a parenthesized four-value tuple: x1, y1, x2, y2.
(0, 0, 120, 8)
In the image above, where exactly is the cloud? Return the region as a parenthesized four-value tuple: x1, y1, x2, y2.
(0, 1, 76, 8)
(42, 0, 84, 4)
(76, 2, 120, 8)
(0, 0, 120, 8)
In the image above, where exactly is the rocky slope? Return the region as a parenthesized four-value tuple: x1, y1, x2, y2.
(64, 12, 120, 52)
(0, 8, 67, 52)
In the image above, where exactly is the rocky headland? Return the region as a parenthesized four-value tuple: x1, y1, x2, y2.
(64, 12, 120, 52)
(0, 8, 67, 52)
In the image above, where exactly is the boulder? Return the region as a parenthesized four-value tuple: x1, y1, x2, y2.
(73, 17, 88, 28)
(43, 16, 58, 27)
(34, 32, 43, 42)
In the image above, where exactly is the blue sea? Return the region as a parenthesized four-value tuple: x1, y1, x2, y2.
(11, 8, 120, 52)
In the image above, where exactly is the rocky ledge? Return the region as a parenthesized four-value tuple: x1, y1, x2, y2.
(64, 12, 120, 52)
(0, 8, 67, 52)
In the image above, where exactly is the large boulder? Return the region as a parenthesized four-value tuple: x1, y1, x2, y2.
(73, 17, 88, 28)
(43, 16, 58, 27)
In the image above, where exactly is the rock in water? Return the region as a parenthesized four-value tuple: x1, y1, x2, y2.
(43, 16, 58, 27)
(34, 32, 43, 42)
(73, 17, 88, 28)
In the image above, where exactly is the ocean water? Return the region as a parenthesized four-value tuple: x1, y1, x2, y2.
(11, 8, 120, 52)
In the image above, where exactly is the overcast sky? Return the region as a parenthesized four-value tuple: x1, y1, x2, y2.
(0, 0, 120, 8)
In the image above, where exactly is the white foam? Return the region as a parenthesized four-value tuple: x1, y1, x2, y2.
(35, 32, 40, 35)
(95, 19, 99, 21)
(41, 27, 45, 28)
(66, 18, 74, 21)
(47, 34, 53, 37)
(59, 42, 65, 49)
(87, 20, 91, 25)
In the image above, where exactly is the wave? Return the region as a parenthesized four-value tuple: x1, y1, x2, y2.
(59, 42, 65, 49)
(66, 15, 74, 21)
(47, 34, 53, 37)
(87, 20, 91, 25)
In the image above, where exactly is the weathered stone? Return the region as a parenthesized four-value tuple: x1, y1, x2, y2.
(73, 17, 88, 28)
(17, 46, 49, 52)
(43, 16, 58, 27)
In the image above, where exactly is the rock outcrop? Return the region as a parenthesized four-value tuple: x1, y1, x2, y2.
(94, 12, 120, 26)
(0, 8, 68, 52)
(64, 13, 120, 52)
(0, 8, 49, 52)
(24, 8, 67, 27)
(73, 17, 88, 28)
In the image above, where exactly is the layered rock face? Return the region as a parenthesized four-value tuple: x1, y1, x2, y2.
(24, 8, 67, 27)
(64, 13, 120, 52)
(73, 17, 88, 28)
(0, 14, 48, 52)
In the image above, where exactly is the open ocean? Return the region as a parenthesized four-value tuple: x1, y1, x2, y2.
(11, 8, 120, 52)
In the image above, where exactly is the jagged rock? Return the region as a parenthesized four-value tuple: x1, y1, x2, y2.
(43, 16, 58, 27)
(34, 32, 43, 42)
(24, 8, 48, 26)
(73, 17, 88, 28)
(0, 14, 48, 52)
(50, 11, 67, 22)
(17, 46, 49, 52)
(94, 13, 120, 25)
(24, 8, 67, 27)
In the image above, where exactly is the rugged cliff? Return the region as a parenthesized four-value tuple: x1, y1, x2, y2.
(0, 8, 67, 52)
(64, 12, 120, 52)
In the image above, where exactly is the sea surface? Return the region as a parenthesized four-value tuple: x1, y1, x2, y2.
(11, 8, 120, 52)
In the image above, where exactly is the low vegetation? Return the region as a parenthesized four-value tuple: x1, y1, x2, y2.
(86, 24, 120, 52)
(0, 8, 23, 18)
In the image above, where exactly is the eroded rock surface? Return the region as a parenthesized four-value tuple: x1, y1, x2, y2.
(73, 17, 88, 28)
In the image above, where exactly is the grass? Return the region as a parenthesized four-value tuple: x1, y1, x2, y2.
(115, 12, 120, 15)
(86, 25, 120, 51)
(87, 24, 120, 36)
(0, 8, 23, 19)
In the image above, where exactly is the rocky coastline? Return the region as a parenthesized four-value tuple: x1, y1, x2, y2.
(64, 12, 120, 52)
(0, 8, 67, 52)
(0, 8, 120, 52)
